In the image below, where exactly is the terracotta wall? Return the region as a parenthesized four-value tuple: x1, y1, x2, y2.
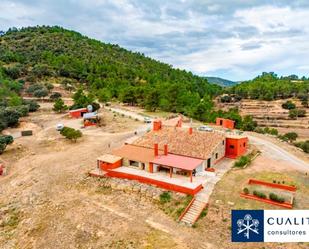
(99, 159, 122, 170)
(69, 108, 88, 118)
(225, 137, 248, 158)
(106, 170, 203, 195)
(216, 118, 235, 129)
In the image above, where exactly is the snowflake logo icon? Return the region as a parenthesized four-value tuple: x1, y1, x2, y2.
(237, 214, 259, 239)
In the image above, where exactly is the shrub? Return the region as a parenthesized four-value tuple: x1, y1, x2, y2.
(33, 88, 48, 98)
(220, 95, 232, 103)
(254, 127, 265, 134)
(289, 109, 306, 119)
(0, 142, 7, 154)
(0, 108, 20, 127)
(243, 187, 249, 194)
(60, 126, 82, 142)
(234, 156, 250, 168)
(278, 134, 289, 142)
(0, 135, 14, 145)
(50, 92, 62, 100)
(14, 105, 29, 117)
(159, 191, 171, 204)
(282, 101, 296, 110)
(0, 135, 14, 154)
(253, 190, 266, 199)
(44, 83, 54, 91)
(26, 83, 44, 94)
(269, 128, 279, 136)
(269, 193, 285, 203)
(22, 99, 40, 112)
(283, 132, 298, 142)
(294, 140, 309, 153)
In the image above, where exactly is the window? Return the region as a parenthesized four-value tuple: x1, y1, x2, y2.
(222, 140, 225, 145)
(243, 142, 246, 147)
(129, 160, 139, 167)
(229, 145, 235, 149)
(215, 153, 218, 159)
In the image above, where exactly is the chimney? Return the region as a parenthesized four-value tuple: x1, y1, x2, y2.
(154, 143, 159, 156)
(189, 127, 193, 135)
(164, 144, 168, 155)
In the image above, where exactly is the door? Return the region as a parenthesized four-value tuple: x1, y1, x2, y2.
(207, 158, 211, 168)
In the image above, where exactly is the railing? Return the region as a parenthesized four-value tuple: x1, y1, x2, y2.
(178, 197, 195, 222)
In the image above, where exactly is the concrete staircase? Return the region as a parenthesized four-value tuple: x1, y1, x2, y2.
(179, 161, 234, 226)
(179, 198, 208, 225)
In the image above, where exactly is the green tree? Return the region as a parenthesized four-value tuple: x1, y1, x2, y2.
(8, 95, 22, 106)
(97, 88, 111, 103)
(72, 88, 94, 108)
(53, 98, 68, 113)
(241, 115, 257, 131)
(120, 86, 137, 106)
(60, 126, 82, 142)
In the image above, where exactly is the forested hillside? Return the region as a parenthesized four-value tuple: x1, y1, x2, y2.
(0, 26, 221, 116)
(227, 72, 309, 101)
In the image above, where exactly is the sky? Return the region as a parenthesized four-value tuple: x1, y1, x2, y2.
(1, 0, 309, 81)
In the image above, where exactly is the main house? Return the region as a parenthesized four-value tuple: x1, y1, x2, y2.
(90, 117, 248, 195)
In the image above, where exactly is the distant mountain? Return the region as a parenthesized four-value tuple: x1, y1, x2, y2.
(205, 76, 237, 87)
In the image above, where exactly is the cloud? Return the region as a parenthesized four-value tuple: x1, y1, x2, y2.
(0, 0, 309, 80)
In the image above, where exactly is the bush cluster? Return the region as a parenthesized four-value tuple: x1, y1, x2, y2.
(253, 190, 267, 199)
(289, 109, 306, 119)
(60, 126, 82, 142)
(294, 140, 309, 153)
(269, 193, 285, 203)
(0, 135, 14, 154)
(159, 191, 172, 204)
(255, 127, 278, 136)
(234, 156, 251, 168)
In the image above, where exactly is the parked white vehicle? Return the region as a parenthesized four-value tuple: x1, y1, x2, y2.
(56, 123, 64, 131)
(198, 125, 213, 132)
(144, 117, 152, 123)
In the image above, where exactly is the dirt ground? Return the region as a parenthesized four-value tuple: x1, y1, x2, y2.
(0, 103, 309, 249)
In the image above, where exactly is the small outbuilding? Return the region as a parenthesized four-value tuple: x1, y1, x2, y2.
(69, 108, 88, 118)
(97, 154, 122, 171)
(225, 134, 248, 158)
(83, 112, 100, 127)
(216, 118, 235, 129)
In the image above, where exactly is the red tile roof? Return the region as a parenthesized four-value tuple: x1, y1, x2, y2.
(133, 127, 225, 159)
(151, 154, 203, 171)
(112, 144, 162, 163)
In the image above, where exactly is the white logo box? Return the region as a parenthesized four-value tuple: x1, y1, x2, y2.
(264, 210, 309, 242)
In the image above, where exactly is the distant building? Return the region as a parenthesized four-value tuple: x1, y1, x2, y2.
(216, 118, 235, 129)
(69, 108, 88, 118)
